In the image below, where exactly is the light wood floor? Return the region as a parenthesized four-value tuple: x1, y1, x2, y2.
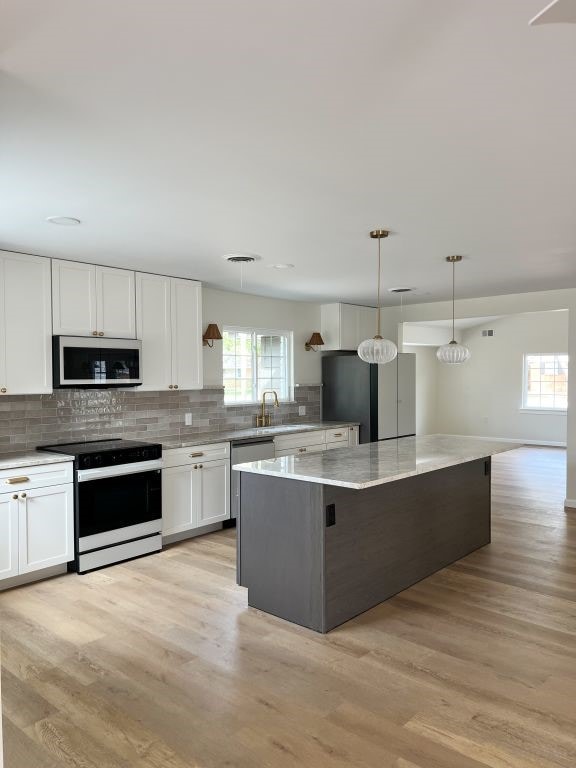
(1, 446, 575, 767)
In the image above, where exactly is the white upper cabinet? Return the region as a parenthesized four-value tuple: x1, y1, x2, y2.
(171, 278, 203, 391)
(321, 303, 377, 351)
(136, 273, 203, 391)
(52, 259, 136, 338)
(136, 273, 172, 391)
(0, 252, 52, 395)
(96, 266, 136, 338)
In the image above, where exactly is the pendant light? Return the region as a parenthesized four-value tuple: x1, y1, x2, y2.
(436, 255, 471, 364)
(357, 230, 398, 365)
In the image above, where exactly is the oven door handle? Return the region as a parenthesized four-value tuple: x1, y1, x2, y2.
(77, 459, 163, 483)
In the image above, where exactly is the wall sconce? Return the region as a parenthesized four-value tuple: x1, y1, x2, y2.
(305, 332, 324, 351)
(203, 323, 223, 347)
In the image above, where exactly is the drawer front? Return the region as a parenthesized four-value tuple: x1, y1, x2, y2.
(325, 428, 349, 444)
(275, 443, 326, 458)
(274, 430, 326, 451)
(0, 462, 73, 492)
(325, 439, 348, 451)
(163, 442, 230, 468)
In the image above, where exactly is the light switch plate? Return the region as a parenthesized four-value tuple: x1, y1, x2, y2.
(298, 406, 306, 416)
(185, 413, 193, 426)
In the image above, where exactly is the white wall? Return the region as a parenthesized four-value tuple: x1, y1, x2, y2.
(433, 311, 568, 444)
(202, 287, 322, 387)
(411, 346, 439, 435)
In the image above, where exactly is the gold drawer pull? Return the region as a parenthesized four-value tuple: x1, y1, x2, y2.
(333, 433, 343, 437)
(5, 476, 30, 485)
(190, 452, 204, 458)
(298, 448, 307, 453)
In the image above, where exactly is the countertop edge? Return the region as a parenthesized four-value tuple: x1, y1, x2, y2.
(233, 441, 521, 489)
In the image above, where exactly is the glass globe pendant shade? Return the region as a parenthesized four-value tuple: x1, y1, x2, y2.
(436, 340, 471, 364)
(358, 336, 398, 364)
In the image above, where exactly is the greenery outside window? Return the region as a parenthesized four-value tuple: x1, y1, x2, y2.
(223, 327, 293, 404)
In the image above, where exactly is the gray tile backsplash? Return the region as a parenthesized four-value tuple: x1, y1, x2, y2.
(0, 386, 321, 453)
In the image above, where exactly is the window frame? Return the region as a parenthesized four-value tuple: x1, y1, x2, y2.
(222, 325, 294, 405)
(521, 352, 568, 413)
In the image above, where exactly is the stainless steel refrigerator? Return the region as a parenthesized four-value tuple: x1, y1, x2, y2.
(322, 352, 416, 444)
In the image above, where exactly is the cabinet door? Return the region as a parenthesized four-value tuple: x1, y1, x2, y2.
(1, 252, 52, 394)
(162, 463, 197, 535)
(397, 353, 416, 437)
(171, 278, 203, 390)
(357, 306, 377, 348)
(18, 484, 74, 574)
(96, 266, 136, 338)
(196, 459, 230, 527)
(0, 492, 19, 580)
(52, 260, 97, 336)
(377, 358, 398, 440)
(136, 272, 172, 391)
(339, 304, 359, 351)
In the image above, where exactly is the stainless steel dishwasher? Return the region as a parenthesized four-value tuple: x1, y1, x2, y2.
(230, 438, 276, 520)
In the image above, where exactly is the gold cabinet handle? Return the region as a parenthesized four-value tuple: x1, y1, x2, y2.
(198, 464, 203, 469)
(92, 331, 98, 336)
(190, 452, 204, 458)
(194, 464, 198, 469)
(0, 388, 6, 394)
(12, 494, 18, 500)
(298, 448, 306, 453)
(168, 385, 173, 389)
(98, 331, 104, 337)
(20, 493, 27, 499)
(333, 433, 343, 437)
(5, 476, 30, 485)
(174, 384, 179, 389)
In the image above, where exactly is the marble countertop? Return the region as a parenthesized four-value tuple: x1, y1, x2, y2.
(161, 422, 358, 450)
(232, 435, 521, 490)
(0, 451, 74, 471)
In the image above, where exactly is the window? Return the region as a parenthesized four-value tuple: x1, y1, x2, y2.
(223, 327, 293, 404)
(523, 353, 568, 410)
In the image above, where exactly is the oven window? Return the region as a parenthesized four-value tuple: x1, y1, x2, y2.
(64, 346, 140, 381)
(78, 470, 161, 538)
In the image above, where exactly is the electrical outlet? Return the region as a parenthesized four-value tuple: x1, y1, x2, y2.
(298, 405, 306, 416)
(184, 413, 193, 426)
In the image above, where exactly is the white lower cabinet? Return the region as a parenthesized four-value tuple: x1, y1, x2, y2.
(0, 493, 19, 579)
(162, 443, 230, 537)
(0, 466, 74, 584)
(273, 426, 357, 457)
(18, 484, 74, 574)
(197, 459, 230, 527)
(162, 463, 195, 535)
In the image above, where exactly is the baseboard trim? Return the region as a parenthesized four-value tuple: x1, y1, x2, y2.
(0, 564, 67, 592)
(564, 498, 576, 509)
(435, 434, 566, 448)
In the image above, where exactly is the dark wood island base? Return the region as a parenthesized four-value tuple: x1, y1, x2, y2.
(237, 457, 491, 632)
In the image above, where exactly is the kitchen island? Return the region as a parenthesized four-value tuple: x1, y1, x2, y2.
(233, 435, 519, 633)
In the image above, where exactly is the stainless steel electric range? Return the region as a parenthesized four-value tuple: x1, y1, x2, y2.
(38, 439, 162, 574)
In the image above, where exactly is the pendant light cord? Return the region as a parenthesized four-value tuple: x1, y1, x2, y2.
(376, 236, 382, 337)
(452, 259, 455, 342)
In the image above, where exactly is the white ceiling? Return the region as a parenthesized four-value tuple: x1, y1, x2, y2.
(1, 1, 576, 305)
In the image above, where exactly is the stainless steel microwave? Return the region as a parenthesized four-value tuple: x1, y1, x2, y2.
(52, 336, 142, 388)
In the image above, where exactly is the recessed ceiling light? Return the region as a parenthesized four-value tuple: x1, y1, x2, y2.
(46, 216, 81, 226)
(268, 263, 295, 270)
